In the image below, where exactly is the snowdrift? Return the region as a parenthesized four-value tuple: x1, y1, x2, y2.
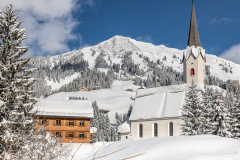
(76, 135, 240, 160)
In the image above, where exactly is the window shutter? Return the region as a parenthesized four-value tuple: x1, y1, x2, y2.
(38, 120, 41, 125)
(66, 132, 68, 138)
(52, 132, 56, 137)
(74, 120, 76, 126)
(83, 121, 86, 127)
(66, 120, 69, 126)
(84, 132, 87, 138)
(47, 120, 49, 125)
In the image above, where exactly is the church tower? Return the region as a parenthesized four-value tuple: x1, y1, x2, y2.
(183, 0, 206, 84)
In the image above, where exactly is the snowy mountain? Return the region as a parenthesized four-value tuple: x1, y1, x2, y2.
(28, 35, 240, 97)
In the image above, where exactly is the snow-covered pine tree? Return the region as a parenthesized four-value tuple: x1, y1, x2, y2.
(201, 86, 213, 134)
(103, 113, 111, 142)
(230, 91, 240, 139)
(91, 101, 101, 142)
(211, 89, 231, 137)
(181, 81, 203, 135)
(115, 112, 123, 126)
(0, 4, 36, 156)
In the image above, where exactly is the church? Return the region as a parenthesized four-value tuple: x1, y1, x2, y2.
(118, 1, 207, 140)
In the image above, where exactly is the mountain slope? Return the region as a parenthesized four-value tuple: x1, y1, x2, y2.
(29, 35, 240, 92)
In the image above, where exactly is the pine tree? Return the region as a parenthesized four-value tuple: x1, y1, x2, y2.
(103, 113, 111, 142)
(181, 81, 203, 135)
(201, 86, 213, 134)
(0, 4, 36, 155)
(91, 101, 100, 142)
(230, 91, 240, 139)
(115, 112, 122, 126)
(211, 89, 231, 137)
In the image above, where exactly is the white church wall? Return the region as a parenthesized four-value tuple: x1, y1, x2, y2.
(128, 118, 182, 140)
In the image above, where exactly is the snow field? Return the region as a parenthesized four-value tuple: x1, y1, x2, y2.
(75, 135, 240, 160)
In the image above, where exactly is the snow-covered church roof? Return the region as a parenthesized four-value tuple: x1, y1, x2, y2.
(183, 45, 206, 61)
(136, 83, 204, 98)
(129, 91, 185, 121)
(34, 99, 93, 118)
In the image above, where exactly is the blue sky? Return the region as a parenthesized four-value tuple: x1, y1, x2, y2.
(1, 0, 240, 63)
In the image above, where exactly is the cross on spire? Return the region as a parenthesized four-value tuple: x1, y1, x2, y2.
(187, 0, 201, 47)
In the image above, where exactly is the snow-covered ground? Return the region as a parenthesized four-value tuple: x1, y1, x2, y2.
(46, 80, 137, 123)
(70, 135, 240, 160)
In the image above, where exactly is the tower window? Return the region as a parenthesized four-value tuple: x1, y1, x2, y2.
(190, 68, 194, 76)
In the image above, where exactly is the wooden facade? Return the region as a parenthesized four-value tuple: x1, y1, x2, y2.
(79, 88, 88, 91)
(36, 117, 92, 143)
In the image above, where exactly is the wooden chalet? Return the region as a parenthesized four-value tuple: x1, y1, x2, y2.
(79, 87, 88, 91)
(35, 99, 93, 143)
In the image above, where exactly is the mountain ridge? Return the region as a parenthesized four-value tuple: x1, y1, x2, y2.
(28, 35, 240, 95)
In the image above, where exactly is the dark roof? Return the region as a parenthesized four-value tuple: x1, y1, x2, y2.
(187, 0, 201, 47)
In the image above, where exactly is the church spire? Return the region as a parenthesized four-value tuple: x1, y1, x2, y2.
(187, 0, 201, 47)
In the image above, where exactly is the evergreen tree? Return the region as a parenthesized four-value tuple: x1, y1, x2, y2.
(181, 81, 203, 135)
(201, 86, 213, 134)
(230, 91, 240, 139)
(211, 89, 231, 137)
(115, 112, 122, 126)
(127, 105, 133, 119)
(0, 4, 36, 155)
(103, 113, 111, 142)
(91, 101, 100, 142)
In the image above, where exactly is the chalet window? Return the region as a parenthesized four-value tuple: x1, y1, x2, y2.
(56, 120, 61, 126)
(42, 120, 47, 125)
(79, 121, 85, 126)
(169, 122, 173, 136)
(139, 124, 143, 138)
(56, 132, 61, 137)
(190, 68, 194, 76)
(154, 123, 158, 137)
(90, 135, 93, 140)
(69, 121, 74, 126)
(126, 136, 128, 139)
(68, 132, 74, 138)
(79, 132, 84, 138)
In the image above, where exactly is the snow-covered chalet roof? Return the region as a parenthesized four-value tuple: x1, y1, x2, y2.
(34, 99, 93, 118)
(183, 46, 206, 61)
(118, 121, 130, 133)
(129, 91, 185, 121)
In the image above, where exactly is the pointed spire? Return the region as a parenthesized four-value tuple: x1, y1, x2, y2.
(187, 0, 201, 47)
